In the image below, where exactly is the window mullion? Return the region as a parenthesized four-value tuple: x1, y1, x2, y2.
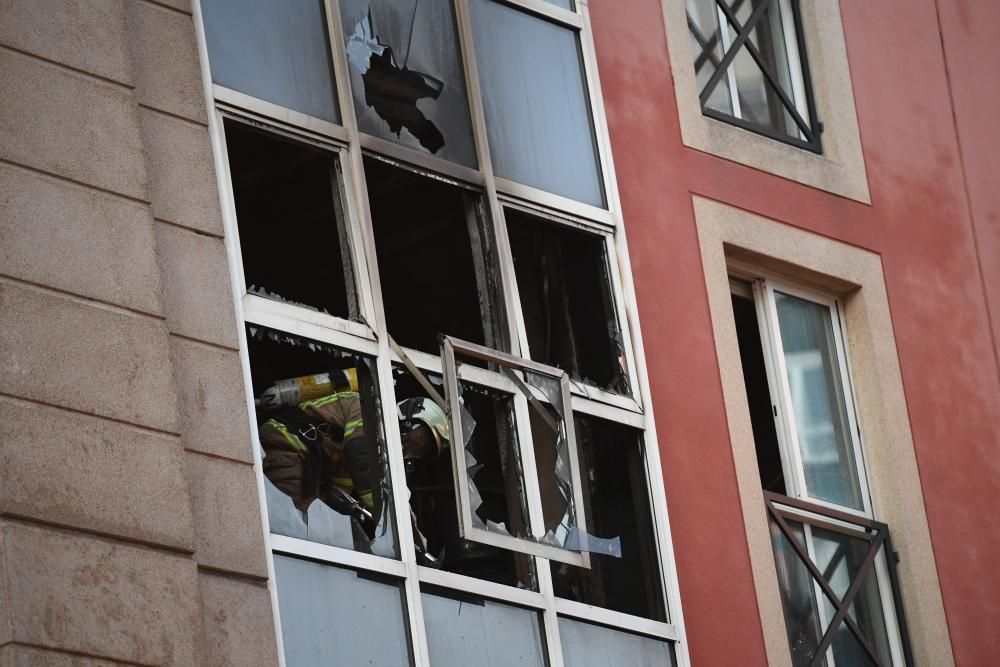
(453, 0, 524, 356)
(324, 1, 433, 664)
(535, 551, 567, 667)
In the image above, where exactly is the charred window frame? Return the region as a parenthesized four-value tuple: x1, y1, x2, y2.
(196, 0, 689, 665)
(729, 271, 911, 666)
(687, 0, 822, 151)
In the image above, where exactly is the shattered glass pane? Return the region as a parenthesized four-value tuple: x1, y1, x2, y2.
(558, 617, 676, 667)
(470, 0, 605, 207)
(422, 587, 547, 666)
(274, 556, 412, 666)
(247, 325, 398, 558)
(552, 415, 667, 622)
(202, 0, 340, 123)
(394, 367, 535, 589)
(506, 208, 630, 394)
(365, 157, 502, 355)
(225, 119, 357, 320)
(340, 0, 477, 167)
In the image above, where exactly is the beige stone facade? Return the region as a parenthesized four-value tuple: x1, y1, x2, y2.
(0, 1, 278, 663)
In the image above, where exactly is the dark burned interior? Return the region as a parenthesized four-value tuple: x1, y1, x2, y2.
(246, 325, 397, 557)
(551, 415, 667, 622)
(730, 288, 786, 495)
(224, 118, 356, 318)
(505, 207, 629, 394)
(393, 366, 535, 589)
(364, 156, 501, 354)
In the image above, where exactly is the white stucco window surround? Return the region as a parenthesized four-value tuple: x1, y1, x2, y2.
(662, 0, 871, 203)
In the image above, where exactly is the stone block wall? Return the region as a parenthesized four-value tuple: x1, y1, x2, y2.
(0, 1, 279, 664)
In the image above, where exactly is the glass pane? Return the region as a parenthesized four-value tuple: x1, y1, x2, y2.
(552, 415, 667, 622)
(340, 0, 477, 166)
(687, 0, 808, 140)
(224, 119, 356, 320)
(422, 588, 547, 666)
(544, 0, 574, 8)
(394, 367, 535, 589)
(558, 617, 676, 666)
(470, 0, 605, 207)
(273, 555, 411, 666)
(247, 325, 398, 558)
(769, 518, 824, 666)
(769, 518, 894, 667)
(506, 208, 629, 393)
(774, 292, 864, 510)
(813, 526, 893, 667)
(365, 157, 502, 355)
(202, 0, 340, 123)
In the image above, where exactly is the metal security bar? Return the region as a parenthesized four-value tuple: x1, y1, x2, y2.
(764, 492, 913, 667)
(688, 0, 821, 151)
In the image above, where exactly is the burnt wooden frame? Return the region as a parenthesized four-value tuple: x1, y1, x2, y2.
(764, 492, 913, 667)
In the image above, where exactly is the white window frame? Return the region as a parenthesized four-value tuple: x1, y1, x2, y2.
(192, 0, 691, 665)
(730, 267, 908, 666)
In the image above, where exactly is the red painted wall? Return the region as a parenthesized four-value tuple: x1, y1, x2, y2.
(588, 0, 1000, 664)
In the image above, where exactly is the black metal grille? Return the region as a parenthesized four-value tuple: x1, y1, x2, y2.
(764, 492, 913, 667)
(687, 0, 822, 152)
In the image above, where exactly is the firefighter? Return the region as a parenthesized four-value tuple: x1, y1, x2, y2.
(257, 376, 451, 538)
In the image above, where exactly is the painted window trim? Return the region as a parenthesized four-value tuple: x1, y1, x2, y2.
(191, 0, 692, 665)
(662, 0, 871, 203)
(693, 195, 954, 666)
(729, 269, 909, 665)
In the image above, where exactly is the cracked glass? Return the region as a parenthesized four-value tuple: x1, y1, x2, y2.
(247, 325, 398, 559)
(340, 0, 477, 166)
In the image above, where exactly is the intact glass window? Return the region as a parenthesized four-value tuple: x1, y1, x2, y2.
(686, 0, 820, 150)
(729, 275, 910, 666)
(202, 0, 341, 123)
(470, 0, 605, 207)
(203, 0, 685, 663)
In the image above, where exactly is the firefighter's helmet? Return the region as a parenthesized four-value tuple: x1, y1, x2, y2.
(397, 397, 450, 458)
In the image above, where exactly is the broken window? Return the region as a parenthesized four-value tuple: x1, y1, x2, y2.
(422, 587, 548, 666)
(202, 0, 340, 123)
(204, 0, 686, 660)
(441, 336, 619, 567)
(393, 365, 535, 589)
(686, 0, 821, 150)
(730, 275, 911, 665)
(340, 0, 477, 166)
(247, 325, 397, 558)
(506, 208, 629, 394)
(470, 0, 605, 207)
(551, 415, 667, 622)
(365, 156, 503, 355)
(225, 118, 357, 320)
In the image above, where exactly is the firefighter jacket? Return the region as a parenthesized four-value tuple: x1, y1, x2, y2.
(258, 391, 373, 512)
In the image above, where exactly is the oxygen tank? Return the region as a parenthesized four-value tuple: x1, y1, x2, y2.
(255, 368, 359, 410)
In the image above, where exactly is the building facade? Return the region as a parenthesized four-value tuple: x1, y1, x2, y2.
(0, 0, 996, 665)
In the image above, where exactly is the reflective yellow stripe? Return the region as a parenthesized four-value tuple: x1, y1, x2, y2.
(344, 418, 364, 438)
(359, 491, 374, 508)
(299, 391, 359, 410)
(333, 477, 354, 489)
(263, 419, 307, 457)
